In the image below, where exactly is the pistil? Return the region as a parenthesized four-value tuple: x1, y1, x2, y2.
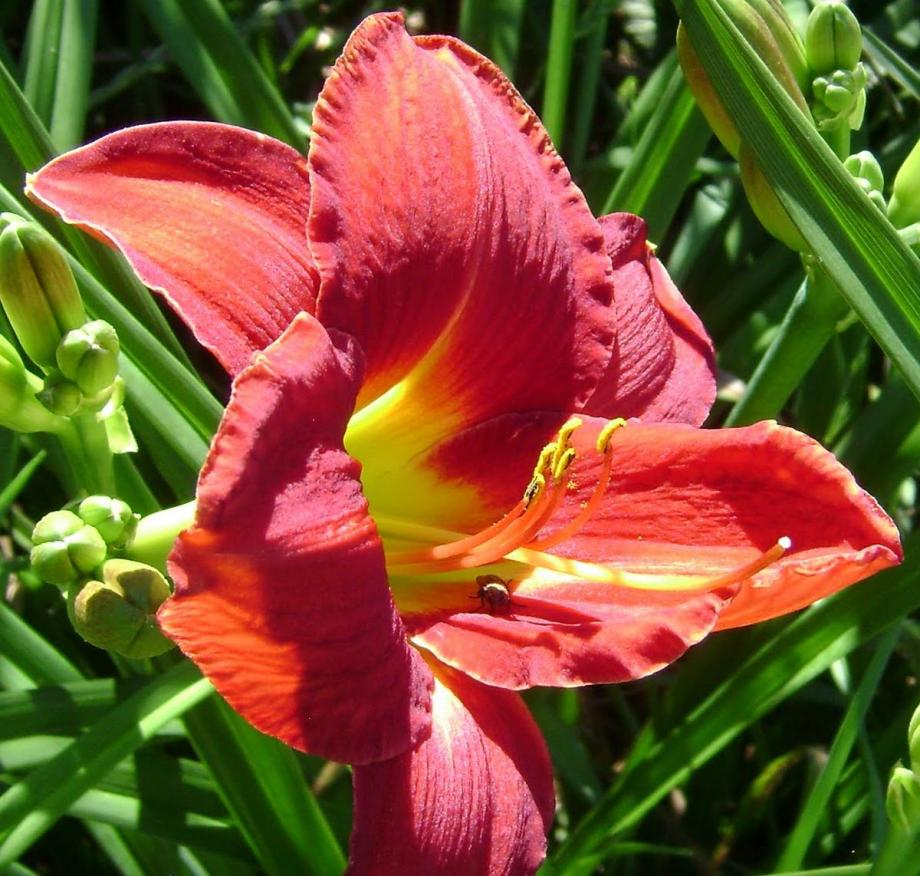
(380, 416, 793, 597)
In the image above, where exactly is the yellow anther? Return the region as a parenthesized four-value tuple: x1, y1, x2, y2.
(552, 447, 576, 481)
(523, 473, 546, 508)
(552, 417, 583, 473)
(596, 418, 627, 454)
(534, 443, 557, 479)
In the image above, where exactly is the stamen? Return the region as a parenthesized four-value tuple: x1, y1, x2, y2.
(528, 419, 626, 552)
(506, 537, 792, 592)
(551, 417, 582, 474)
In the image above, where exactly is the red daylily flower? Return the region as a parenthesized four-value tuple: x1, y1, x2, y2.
(29, 12, 901, 875)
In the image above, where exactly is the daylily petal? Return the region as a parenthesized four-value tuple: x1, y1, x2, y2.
(309, 12, 615, 449)
(402, 574, 734, 689)
(349, 662, 554, 876)
(391, 416, 899, 685)
(27, 122, 317, 375)
(544, 418, 901, 629)
(158, 313, 432, 764)
(582, 213, 716, 425)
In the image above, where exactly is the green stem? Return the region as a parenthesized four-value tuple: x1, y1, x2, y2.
(724, 263, 849, 426)
(56, 411, 115, 495)
(128, 500, 196, 570)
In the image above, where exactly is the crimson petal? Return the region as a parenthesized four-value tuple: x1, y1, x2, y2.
(404, 576, 734, 689)
(28, 122, 318, 375)
(582, 213, 716, 425)
(309, 12, 615, 440)
(159, 313, 432, 763)
(349, 662, 554, 876)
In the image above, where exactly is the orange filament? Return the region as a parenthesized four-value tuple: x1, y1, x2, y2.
(380, 416, 792, 595)
(527, 418, 625, 552)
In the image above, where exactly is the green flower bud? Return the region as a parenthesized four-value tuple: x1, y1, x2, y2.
(805, 1, 862, 77)
(56, 320, 119, 396)
(844, 151, 884, 192)
(811, 65, 867, 130)
(31, 510, 107, 585)
(844, 151, 886, 211)
(0, 214, 86, 372)
(889, 138, 920, 229)
(677, 24, 742, 159)
(677, 0, 809, 160)
(887, 766, 920, 834)
(37, 372, 83, 417)
(68, 559, 173, 659)
(78, 496, 138, 548)
(0, 335, 67, 432)
(740, 144, 808, 252)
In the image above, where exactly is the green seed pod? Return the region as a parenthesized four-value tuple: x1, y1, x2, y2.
(889, 138, 920, 229)
(805, 0, 862, 76)
(740, 144, 808, 252)
(886, 766, 920, 834)
(68, 559, 174, 659)
(78, 496, 138, 547)
(31, 510, 107, 585)
(56, 320, 120, 396)
(0, 214, 86, 372)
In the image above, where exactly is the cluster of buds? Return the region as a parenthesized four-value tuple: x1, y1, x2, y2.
(0, 214, 129, 438)
(678, 0, 871, 252)
(887, 702, 920, 835)
(30, 498, 173, 659)
(806, 1, 867, 146)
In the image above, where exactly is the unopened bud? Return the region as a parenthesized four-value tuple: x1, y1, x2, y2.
(37, 372, 83, 417)
(56, 320, 119, 396)
(887, 766, 920, 835)
(812, 65, 867, 131)
(0, 214, 86, 371)
(677, 0, 809, 160)
(31, 510, 107, 585)
(78, 496, 138, 547)
(805, 1, 862, 76)
(68, 559, 173, 658)
(740, 144, 808, 252)
(0, 335, 67, 432)
(844, 151, 886, 212)
(889, 138, 920, 229)
(677, 24, 742, 158)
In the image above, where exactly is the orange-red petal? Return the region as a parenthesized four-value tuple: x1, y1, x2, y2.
(395, 416, 899, 686)
(158, 313, 432, 764)
(545, 418, 901, 629)
(582, 213, 716, 425)
(403, 574, 734, 689)
(309, 12, 614, 434)
(348, 661, 554, 876)
(28, 122, 317, 375)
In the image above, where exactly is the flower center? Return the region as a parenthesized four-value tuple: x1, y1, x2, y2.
(379, 418, 791, 594)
